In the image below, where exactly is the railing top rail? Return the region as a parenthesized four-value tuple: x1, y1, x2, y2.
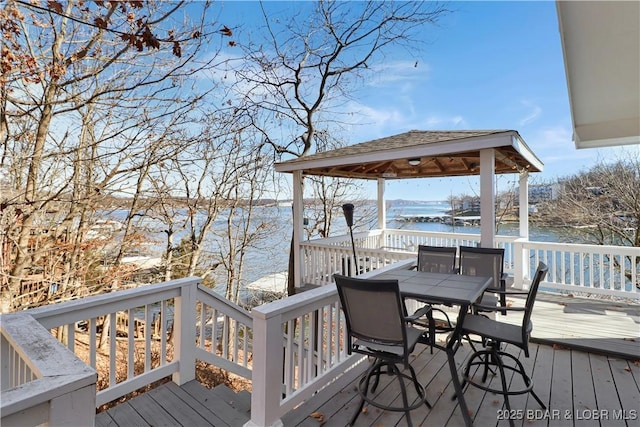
(305, 229, 383, 245)
(252, 260, 413, 321)
(196, 284, 253, 325)
(522, 240, 640, 254)
(27, 277, 201, 327)
(303, 228, 520, 247)
(0, 313, 96, 416)
(251, 284, 337, 321)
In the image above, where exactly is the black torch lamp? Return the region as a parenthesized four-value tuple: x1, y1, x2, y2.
(342, 203, 358, 275)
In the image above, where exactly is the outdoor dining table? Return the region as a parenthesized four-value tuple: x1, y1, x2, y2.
(374, 265, 492, 427)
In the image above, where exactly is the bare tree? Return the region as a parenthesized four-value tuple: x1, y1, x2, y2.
(537, 152, 640, 288)
(0, 0, 231, 311)
(540, 153, 640, 248)
(227, 0, 449, 294)
(214, 139, 277, 305)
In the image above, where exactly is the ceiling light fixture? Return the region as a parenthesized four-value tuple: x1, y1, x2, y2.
(408, 158, 421, 166)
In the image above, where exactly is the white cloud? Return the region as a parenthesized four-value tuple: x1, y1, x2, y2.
(366, 60, 430, 90)
(518, 100, 542, 126)
(341, 100, 470, 143)
(423, 114, 468, 129)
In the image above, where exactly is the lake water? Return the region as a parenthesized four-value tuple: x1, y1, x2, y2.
(105, 201, 601, 291)
(385, 200, 582, 243)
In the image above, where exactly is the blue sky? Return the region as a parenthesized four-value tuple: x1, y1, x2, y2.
(214, 1, 639, 201)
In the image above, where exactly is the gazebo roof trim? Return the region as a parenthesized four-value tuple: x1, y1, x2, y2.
(275, 129, 543, 180)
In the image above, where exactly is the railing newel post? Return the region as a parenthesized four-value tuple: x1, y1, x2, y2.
(513, 238, 527, 290)
(247, 308, 284, 427)
(172, 277, 198, 385)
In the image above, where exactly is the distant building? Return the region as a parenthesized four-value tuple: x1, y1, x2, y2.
(449, 195, 480, 212)
(529, 184, 561, 203)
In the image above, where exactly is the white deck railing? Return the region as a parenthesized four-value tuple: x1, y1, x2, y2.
(194, 285, 253, 379)
(25, 277, 196, 407)
(516, 239, 639, 298)
(0, 277, 255, 427)
(301, 229, 639, 300)
(246, 263, 401, 427)
(2, 230, 638, 427)
(0, 313, 97, 427)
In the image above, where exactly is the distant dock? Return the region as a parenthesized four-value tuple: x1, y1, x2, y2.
(397, 214, 481, 226)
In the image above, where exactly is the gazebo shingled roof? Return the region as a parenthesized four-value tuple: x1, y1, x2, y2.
(276, 129, 544, 283)
(274, 129, 543, 179)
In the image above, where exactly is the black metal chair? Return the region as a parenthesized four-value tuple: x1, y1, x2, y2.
(413, 245, 458, 338)
(417, 244, 458, 274)
(333, 274, 433, 427)
(459, 246, 508, 315)
(458, 262, 549, 427)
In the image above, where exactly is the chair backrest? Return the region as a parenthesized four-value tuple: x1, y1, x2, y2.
(417, 245, 457, 274)
(333, 274, 407, 351)
(520, 262, 548, 344)
(459, 246, 505, 291)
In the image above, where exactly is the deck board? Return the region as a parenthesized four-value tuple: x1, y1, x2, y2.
(102, 401, 150, 427)
(548, 347, 574, 427)
(509, 292, 640, 359)
(99, 342, 640, 427)
(126, 389, 179, 427)
(99, 293, 639, 426)
(286, 343, 640, 427)
(570, 351, 598, 427)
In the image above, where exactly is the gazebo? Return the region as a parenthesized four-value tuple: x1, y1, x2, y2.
(275, 129, 544, 287)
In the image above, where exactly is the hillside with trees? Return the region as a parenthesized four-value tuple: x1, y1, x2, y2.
(533, 153, 639, 249)
(0, 1, 449, 312)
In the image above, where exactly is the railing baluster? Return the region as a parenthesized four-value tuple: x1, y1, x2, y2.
(297, 315, 304, 387)
(200, 302, 206, 349)
(284, 319, 293, 395)
(307, 311, 315, 383)
(161, 300, 167, 366)
(222, 315, 229, 360)
(212, 308, 218, 352)
(89, 317, 96, 369)
(68, 323, 75, 354)
(109, 312, 116, 387)
(242, 324, 248, 368)
(12, 347, 17, 387)
(145, 305, 151, 372)
(127, 308, 134, 379)
(233, 318, 239, 364)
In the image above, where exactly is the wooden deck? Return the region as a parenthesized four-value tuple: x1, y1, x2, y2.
(507, 292, 639, 360)
(284, 341, 640, 427)
(96, 293, 639, 427)
(95, 380, 253, 427)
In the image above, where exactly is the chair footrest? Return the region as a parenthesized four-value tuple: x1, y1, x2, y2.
(463, 349, 536, 397)
(358, 360, 431, 412)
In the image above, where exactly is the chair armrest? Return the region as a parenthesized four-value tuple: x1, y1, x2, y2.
(472, 303, 525, 313)
(406, 305, 432, 322)
(485, 273, 508, 292)
(495, 289, 529, 296)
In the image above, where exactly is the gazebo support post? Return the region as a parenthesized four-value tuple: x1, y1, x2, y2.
(377, 178, 386, 230)
(292, 170, 304, 290)
(479, 149, 496, 248)
(519, 171, 529, 239)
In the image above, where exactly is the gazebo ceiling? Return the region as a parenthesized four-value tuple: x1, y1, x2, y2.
(275, 130, 543, 180)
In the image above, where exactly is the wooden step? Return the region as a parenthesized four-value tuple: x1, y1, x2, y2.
(180, 380, 251, 426)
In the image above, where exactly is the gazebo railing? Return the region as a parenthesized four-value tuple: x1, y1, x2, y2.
(300, 229, 639, 300)
(516, 239, 640, 298)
